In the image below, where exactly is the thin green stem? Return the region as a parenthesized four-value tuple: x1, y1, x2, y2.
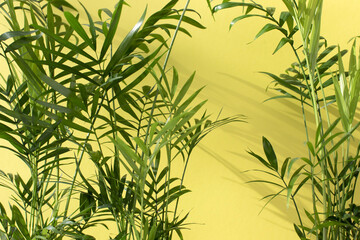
(290, 43, 320, 238)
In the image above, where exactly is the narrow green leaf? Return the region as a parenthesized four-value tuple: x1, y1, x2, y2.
(176, 87, 204, 115)
(254, 23, 287, 41)
(100, 0, 124, 60)
(80, 2, 97, 50)
(213, 2, 265, 14)
(314, 122, 322, 147)
(90, 90, 100, 118)
(279, 11, 290, 27)
(307, 141, 315, 156)
(118, 49, 162, 93)
(150, 114, 182, 145)
(0, 132, 28, 154)
(165, 15, 205, 29)
(318, 49, 347, 75)
(230, 14, 272, 30)
(173, 72, 195, 109)
(9, 52, 45, 96)
(12, 205, 30, 238)
(305, 209, 315, 224)
(262, 137, 278, 171)
(0, 30, 37, 41)
(206, 0, 213, 14)
(64, 11, 93, 49)
(281, 157, 290, 179)
(103, 8, 146, 77)
(281, 0, 295, 16)
(247, 150, 272, 169)
(40, 74, 71, 97)
(35, 99, 71, 113)
(317, 45, 336, 62)
(273, 37, 293, 54)
(170, 67, 179, 99)
(33, 120, 61, 149)
(294, 224, 305, 239)
(326, 122, 360, 156)
(333, 75, 349, 132)
(111, 137, 142, 174)
(286, 165, 305, 207)
(349, 40, 357, 79)
(49, 0, 77, 11)
(133, 137, 148, 157)
(6, 34, 43, 53)
(293, 175, 310, 196)
(46, 2, 55, 54)
(308, 1, 322, 74)
(316, 118, 340, 148)
(264, 6, 274, 15)
(98, 8, 113, 20)
(38, 148, 69, 162)
(148, 223, 157, 240)
(42, 109, 91, 133)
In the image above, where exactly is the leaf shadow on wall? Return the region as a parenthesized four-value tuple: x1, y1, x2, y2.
(199, 143, 313, 232)
(195, 72, 325, 231)
(212, 72, 316, 154)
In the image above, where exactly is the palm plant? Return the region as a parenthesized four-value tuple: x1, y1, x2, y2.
(209, 0, 360, 239)
(0, 0, 241, 239)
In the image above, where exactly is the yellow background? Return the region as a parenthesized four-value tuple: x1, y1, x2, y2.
(2, 0, 360, 239)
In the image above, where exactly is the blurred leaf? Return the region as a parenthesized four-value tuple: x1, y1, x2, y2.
(266, 7, 275, 16)
(279, 11, 290, 27)
(0, 30, 37, 41)
(307, 141, 315, 156)
(5, 33, 43, 52)
(12, 205, 30, 239)
(49, 0, 77, 11)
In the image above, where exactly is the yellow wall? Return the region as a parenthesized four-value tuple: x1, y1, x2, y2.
(2, 0, 360, 239)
